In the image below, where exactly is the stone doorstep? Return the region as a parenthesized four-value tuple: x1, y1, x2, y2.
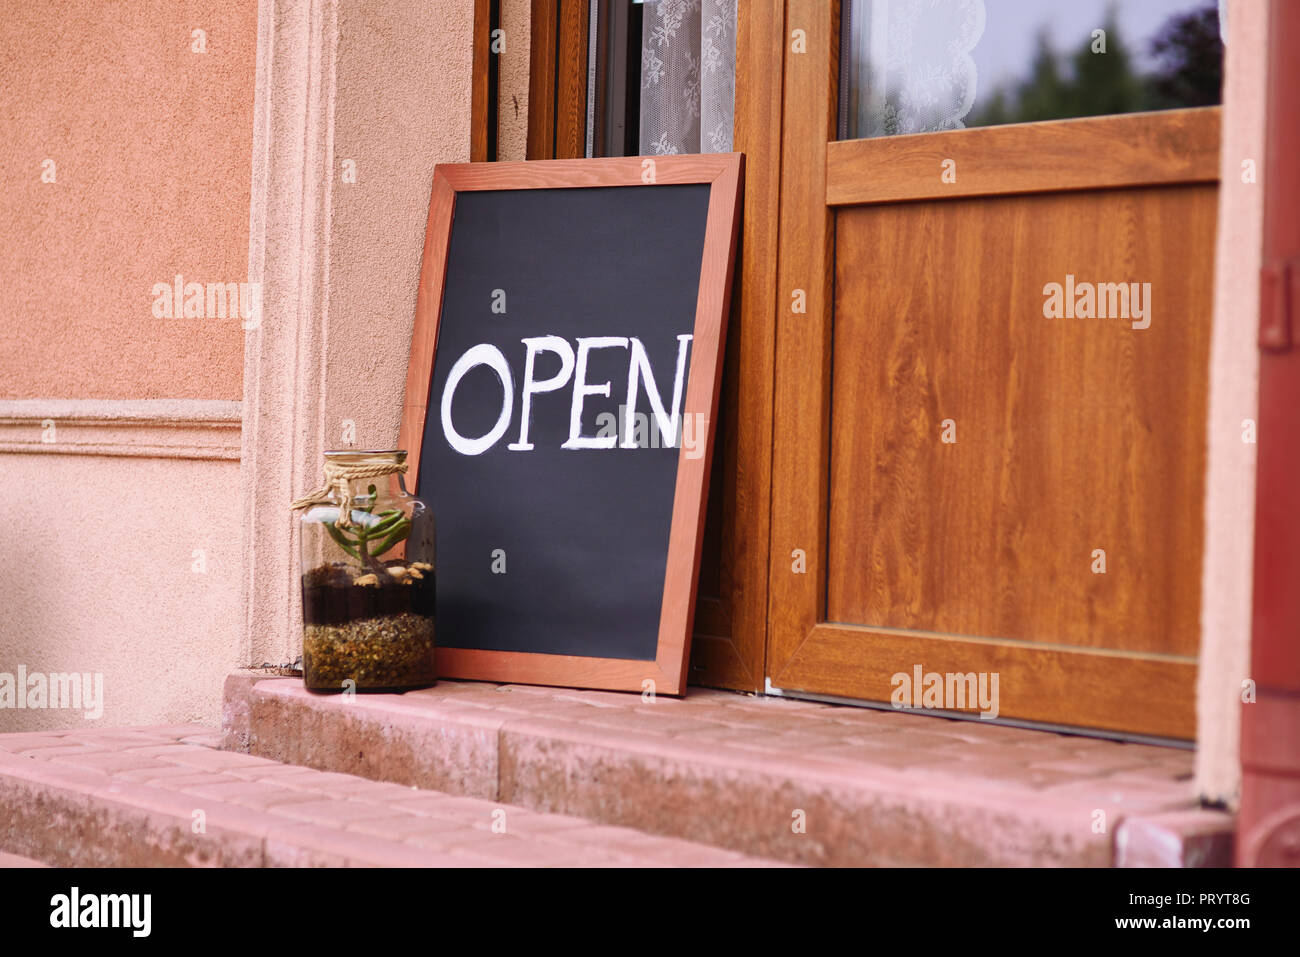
(1114, 810, 1238, 868)
(0, 727, 775, 868)
(0, 851, 47, 868)
(222, 671, 1236, 868)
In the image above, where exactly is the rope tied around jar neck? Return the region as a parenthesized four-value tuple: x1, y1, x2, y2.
(289, 459, 408, 528)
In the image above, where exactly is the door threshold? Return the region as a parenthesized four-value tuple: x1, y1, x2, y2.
(763, 678, 1194, 750)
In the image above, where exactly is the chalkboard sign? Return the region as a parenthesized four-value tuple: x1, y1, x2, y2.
(398, 156, 743, 694)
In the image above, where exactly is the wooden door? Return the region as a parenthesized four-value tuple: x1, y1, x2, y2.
(766, 1, 1219, 738)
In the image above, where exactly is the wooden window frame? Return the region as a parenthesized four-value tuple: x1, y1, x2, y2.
(526, 0, 590, 159)
(685, 0, 785, 692)
(470, 0, 497, 162)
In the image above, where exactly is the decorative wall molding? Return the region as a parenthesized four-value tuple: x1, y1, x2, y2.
(239, 0, 339, 669)
(0, 399, 241, 460)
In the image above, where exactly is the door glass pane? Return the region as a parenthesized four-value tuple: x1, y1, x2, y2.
(838, 0, 1224, 140)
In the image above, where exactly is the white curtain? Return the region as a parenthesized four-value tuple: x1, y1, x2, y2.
(639, 0, 737, 155)
(848, 0, 986, 138)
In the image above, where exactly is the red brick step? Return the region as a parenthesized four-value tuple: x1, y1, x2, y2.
(0, 850, 47, 867)
(0, 726, 775, 867)
(222, 671, 1234, 867)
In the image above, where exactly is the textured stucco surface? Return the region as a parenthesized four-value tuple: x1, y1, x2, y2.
(0, 0, 257, 729)
(1195, 0, 1268, 807)
(0, 453, 241, 731)
(0, 0, 257, 399)
(498, 0, 531, 160)
(321, 0, 475, 450)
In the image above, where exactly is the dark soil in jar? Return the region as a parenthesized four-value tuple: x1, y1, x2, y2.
(302, 561, 435, 624)
(301, 562, 436, 693)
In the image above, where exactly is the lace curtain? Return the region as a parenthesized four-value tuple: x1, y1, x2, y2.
(639, 0, 738, 155)
(844, 0, 987, 138)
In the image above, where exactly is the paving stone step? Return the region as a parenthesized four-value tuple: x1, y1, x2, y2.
(0, 726, 777, 867)
(223, 671, 1235, 867)
(0, 851, 47, 868)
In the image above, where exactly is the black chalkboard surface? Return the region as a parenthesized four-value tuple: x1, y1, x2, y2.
(400, 156, 743, 694)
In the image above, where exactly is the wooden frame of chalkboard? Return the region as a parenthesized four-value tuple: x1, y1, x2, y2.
(399, 154, 743, 695)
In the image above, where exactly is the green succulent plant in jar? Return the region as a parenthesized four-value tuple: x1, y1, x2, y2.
(291, 450, 436, 693)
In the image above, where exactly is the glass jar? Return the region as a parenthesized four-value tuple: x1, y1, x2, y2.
(297, 450, 436, 693)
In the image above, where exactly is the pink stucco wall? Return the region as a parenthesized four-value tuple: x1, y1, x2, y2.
(0, 0, 258, 732)
(0, 0, 257, 400)
(0, 447, 242, 730)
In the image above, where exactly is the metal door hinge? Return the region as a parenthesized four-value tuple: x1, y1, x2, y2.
(1260, 258, 1298, 352)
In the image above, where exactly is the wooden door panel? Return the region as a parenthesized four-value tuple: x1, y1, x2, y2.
(769, 622, 1197, 739)
(763, 0, 1217, 739)
(827, 184, 1216, 656)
